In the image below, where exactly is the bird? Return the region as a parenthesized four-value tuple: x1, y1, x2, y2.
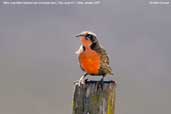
(75, 31, 113, 85)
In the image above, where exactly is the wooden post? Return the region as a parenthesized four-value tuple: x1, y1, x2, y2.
(72, 80, 116, 114)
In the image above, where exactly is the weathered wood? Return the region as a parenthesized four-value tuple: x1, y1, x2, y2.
(72, 80, 116, 114)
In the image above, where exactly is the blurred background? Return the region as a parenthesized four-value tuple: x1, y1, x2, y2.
(0, 0, 171, 114)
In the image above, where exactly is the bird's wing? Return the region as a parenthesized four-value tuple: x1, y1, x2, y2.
(98, 48, 110, 65)
(97, 47, 113, 75)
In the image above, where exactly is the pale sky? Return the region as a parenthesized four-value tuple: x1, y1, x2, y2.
(0, 0, 171, 114)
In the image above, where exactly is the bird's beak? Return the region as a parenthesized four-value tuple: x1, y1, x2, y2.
(75, 34, 80, 37)
(75, 34, 85, 37)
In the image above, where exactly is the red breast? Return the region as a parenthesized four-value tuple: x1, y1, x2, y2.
(79, 37, 101, 75)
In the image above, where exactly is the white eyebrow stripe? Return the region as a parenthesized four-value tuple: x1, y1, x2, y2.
(80, 31, 97, 37)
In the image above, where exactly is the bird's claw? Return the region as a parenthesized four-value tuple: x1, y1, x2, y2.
(73, 78, 87, 86)
(73, 79, 85, 86)
(73, 80, 79, 84)
(78, 78, 85, 86)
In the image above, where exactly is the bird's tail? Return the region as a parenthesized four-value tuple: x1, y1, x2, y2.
(107, 66, 114, 76)
(109, 71, 114, 76)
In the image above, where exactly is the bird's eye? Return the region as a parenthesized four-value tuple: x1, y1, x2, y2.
(86, 34, 93, 39)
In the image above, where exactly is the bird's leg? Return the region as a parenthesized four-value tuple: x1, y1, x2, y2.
(74, 73, 88, 86)
(78, 73, 87, 86)
(99, 75, 105, 89)
(100, 75, 104, 82)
